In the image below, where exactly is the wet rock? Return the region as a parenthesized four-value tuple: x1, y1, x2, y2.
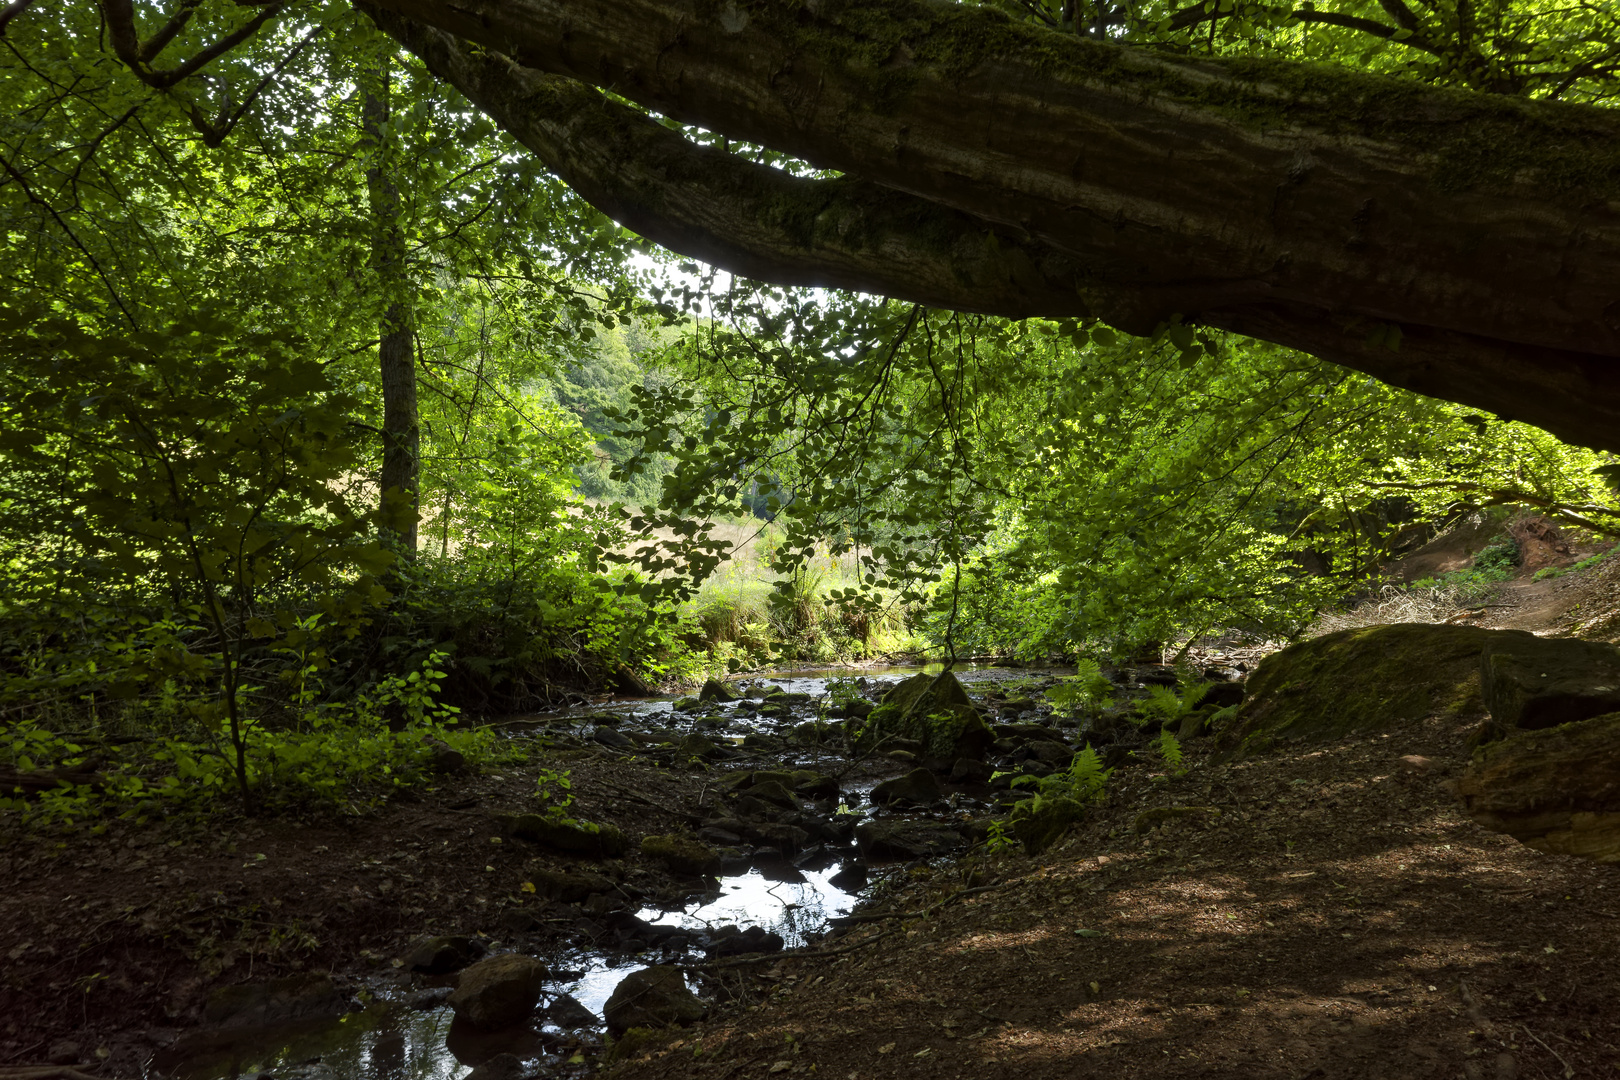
(1479, 634, 1620, 736)
(507, 814, 629, 857)
(699, 678, 741, 703)
(844, 700, 876, 719)
(696, 825, 743, 846)
(677, 733, 727, 760)
(828, 860, 868, 890)
(743, 779, 802, 810)
(789, 811, 852, 843)
(447, 954, 551, 1030)
(641, 834, 722, 876)
(789, 770, 840, 799)
(703, 925, 785, 957)
(672, 696, 705, 713)
(790, 720, 842, 745)
(1025, 740, 1075, 766)
(749, 821, 812, 852)
(593, 725, 634, 749)
(462, 1053, 529, 1080)
(870, 768, 943, 808)
(204, 975, 348, 1028)
(855, 819, 964, 860)
(1212, 623, 1499, 760)
(1000, 696, 1037, 713)
(401, 934, 486, 975)
(527, 867, 616, 903)
(544, 993, 600, 1029)
(603, 966, 707, 1033)
(406, 987, 455, 1010)
(950, 757, 993, 784)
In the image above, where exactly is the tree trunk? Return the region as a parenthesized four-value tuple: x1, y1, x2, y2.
(361, 55, 419, 556)
(362, 0, 1620, 451)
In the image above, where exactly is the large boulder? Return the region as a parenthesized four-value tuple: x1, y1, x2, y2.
(858, 672, 994, 761)
(446, 954, 550, 1030)
(1479, 634, 1620, 737)
(1457, 712, 1620, 863)
(602, 966, 707, 1033)
(1211, 623, 1498, 759)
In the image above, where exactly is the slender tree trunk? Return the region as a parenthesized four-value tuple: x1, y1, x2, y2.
(361, 54, 419, 556)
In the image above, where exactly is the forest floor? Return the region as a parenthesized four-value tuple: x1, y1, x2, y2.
(5, 525, 1620, 1080)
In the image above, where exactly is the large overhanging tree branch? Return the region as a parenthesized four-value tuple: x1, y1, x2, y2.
(360, 0, 1620, 451)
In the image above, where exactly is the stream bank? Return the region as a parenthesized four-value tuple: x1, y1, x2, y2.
(4, 659, 1215, 1080)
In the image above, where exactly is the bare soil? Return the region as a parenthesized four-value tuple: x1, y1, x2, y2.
(611, 720, 1620, 1080)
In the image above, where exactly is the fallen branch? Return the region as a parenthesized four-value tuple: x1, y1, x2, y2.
(0, 1067, 107, 1080)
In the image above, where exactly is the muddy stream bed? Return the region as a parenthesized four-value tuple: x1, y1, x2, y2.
(147, 660, 1216, 1080)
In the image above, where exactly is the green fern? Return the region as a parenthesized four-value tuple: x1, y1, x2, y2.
(1154, 730, 1186, 774)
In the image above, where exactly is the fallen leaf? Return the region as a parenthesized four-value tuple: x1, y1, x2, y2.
(1074, 928, 1103, 938)
(770, 1062, 792, 1073)
(877, 1043, 895, 1054)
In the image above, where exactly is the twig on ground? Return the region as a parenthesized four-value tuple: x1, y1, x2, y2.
(1520, 1023, 1575, 1079)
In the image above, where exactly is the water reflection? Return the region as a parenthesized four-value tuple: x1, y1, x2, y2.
(639, 866, 860, 949)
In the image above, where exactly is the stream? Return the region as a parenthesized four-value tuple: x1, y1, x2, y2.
(153, 663, 1078, 1080)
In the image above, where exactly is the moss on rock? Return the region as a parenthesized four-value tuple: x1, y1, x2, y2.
(1211, 623, 1499, 760)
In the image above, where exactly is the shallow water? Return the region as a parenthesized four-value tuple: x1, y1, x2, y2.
(159, 664, 1051, 1080)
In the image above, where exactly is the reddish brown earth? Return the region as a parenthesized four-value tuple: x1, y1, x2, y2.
(608, 718, 1620, 1080)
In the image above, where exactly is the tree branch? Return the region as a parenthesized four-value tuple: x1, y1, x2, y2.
(368, 8, 1096, 319)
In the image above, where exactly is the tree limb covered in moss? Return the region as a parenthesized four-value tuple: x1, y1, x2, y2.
(366, 0, 1620, 449)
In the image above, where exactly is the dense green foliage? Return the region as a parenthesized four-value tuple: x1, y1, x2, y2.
(1, 0, 1616, 820)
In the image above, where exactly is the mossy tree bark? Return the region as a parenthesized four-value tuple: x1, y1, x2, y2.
(360, 55, 420, 557)
(362, 0, 1620, 450)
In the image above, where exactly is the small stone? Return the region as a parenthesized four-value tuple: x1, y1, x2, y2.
(46, 1041, 79, 1065)
(699, 678, 740, 703)
(869, 768, 943, 808)
(463, 1052, 529, 1080)
(401, 935, 485, 975)
(1398, 754, 1433, 773)
(544, 992, 600, 1029)
(593, 725, 634, 749)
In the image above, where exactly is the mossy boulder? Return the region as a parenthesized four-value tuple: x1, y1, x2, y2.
(858, 672, 994, 761)
(699, 678, 740, 703)
(1005, 795, 1088, 855)
(1457, 711, 1620, 863)
(603, 966, 706, 1033)
(641, 834, 722, 877)
(1211, 623, 1497, 760)
(506, 813, 629, 857)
